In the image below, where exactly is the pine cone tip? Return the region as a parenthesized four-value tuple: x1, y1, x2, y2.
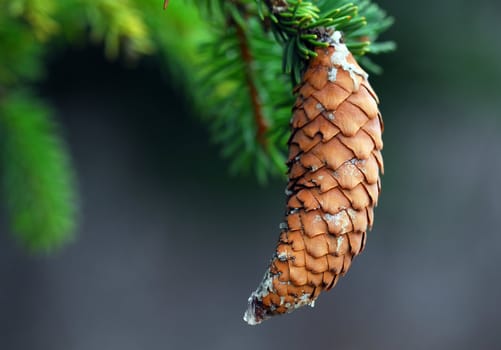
(243, 268, 273, 325)
(243, 265, 317, 325)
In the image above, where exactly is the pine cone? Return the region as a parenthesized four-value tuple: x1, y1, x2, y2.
(244, 31, 384, 325)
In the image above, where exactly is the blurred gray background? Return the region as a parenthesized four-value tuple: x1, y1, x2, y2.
(1, 0, 501, 349)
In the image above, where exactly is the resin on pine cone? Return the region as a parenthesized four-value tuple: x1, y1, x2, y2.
(244, 31, 384, 325)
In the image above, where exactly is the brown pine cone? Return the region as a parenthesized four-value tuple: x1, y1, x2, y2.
(244, 31, 384, 325)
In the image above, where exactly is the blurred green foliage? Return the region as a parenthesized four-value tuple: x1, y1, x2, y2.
(0, 0, 208, 251)
(0, 92, 76, 252)
(0, 0, 392, 251)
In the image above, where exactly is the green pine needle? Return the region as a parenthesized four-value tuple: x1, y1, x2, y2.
(0, 93, 77, 252)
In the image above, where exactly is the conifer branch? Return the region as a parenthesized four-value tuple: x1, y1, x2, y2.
(192, 0, 394, 181)
(257, 0, 395, 85)
(234, 19, 268, 146)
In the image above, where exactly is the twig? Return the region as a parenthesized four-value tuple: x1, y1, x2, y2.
(235, 21, 268, 146)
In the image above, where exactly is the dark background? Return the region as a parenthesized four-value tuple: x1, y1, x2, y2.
(1, 0, 501, 349)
